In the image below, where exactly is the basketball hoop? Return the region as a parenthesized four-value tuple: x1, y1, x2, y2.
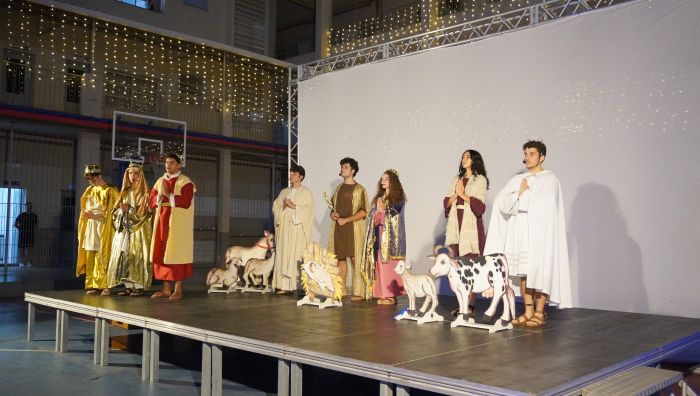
(144, 151, 165, 166)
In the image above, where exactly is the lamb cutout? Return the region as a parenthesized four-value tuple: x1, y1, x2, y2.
(429, 246, 515, 333)
(241, 249, 275, 294)
(206, 257, 244, 294)
(393, 260, 443, 324)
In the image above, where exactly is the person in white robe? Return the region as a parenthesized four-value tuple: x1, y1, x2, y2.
(272, 165, 314, 294)
(485, 140, 572, 327)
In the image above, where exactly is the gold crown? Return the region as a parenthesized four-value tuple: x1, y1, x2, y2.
(84, 164, 101, 175)
(127, 162, 143, 169)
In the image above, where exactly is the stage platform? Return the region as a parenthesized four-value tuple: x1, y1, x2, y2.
(24, 290, 700, 396)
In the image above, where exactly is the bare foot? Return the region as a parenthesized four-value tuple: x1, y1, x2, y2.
(86, 289, 99, 295)
(350, 296, 363, 301)
(481, 288, 494, 298)
(151, 291, 171, 299)
(168, 292, 182, 302)
(101, 288, 111, 296)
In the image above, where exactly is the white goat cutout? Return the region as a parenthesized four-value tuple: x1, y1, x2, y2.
(393, 260, 444, 324)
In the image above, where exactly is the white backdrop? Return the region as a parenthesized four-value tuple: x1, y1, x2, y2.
(298, 0, 700, 318)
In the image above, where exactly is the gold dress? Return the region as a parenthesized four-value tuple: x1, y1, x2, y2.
(76, 184, 119, 289)
(106, 191, 153, 289)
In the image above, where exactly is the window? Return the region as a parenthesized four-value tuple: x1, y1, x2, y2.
(65, 60, 90, 104)
(178, 73, 205, 105)
(183, 0, 207, 10)
(118, 0, 152, 9)
(105, 69, 160, 115)
(117, 0, 163, 11)
(4, 57, 26, 94)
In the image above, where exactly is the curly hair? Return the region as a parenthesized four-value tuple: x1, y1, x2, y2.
(457, 149, 490, 189)
(340, 157, 359, 175)
(372, 169, 406, 207)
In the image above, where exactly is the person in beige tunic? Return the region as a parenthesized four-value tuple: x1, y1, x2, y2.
(272, 165, 314, 294)
(328, 157, 368, 299)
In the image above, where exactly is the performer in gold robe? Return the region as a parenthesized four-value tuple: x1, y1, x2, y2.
(107, 162, 153, 296)
(328, 157, 368, 299)
(149, 153, 196, 301)
(272, 164, 314, 294)
(76, 164, 119, 295)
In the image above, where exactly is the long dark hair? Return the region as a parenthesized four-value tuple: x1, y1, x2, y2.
(372, 170, 406, 207)
(457, 149, 490, 189)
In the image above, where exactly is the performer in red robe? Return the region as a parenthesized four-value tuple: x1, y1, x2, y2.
(149, 153, 196, 301)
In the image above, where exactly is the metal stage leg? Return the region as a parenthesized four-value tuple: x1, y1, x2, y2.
(379, 381, 395, 396)
(278, 359, 291, 396)
(201, 343, 212, 396)
(149, 330, 160, 383)
(59, 311, 70, 353)
(100, 319, 110, 366)
(141, 329, 151, 381)
(291, 361, 303, 396)
(93, 319, 102, 364)
(212, 345, 222, 396)
(55, 310, 61, 351)
(396, 385, 410, 396)
(27, 302, 35, 341)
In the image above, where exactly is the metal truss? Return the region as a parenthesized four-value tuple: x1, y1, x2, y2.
(291, 0, 625, 83)
(287, 67, 299, 169)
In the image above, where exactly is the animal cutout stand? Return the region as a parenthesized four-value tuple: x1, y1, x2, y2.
(241, 250, 275, 294)
(429, 249, 515, 334)
(206, 257, 243, 294)
(297, 242, 344, 309)
(392, 261, 443, 324)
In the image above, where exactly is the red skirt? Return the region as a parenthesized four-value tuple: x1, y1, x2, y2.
(152, 206, 193, 281)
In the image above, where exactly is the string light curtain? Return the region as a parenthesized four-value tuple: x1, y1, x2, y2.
(0, 0, 286, 136)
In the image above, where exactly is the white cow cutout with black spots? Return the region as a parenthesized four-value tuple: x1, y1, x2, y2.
(429, 251, 515, 333)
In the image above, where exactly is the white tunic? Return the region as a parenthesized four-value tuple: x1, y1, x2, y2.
(271, 185, 314, 291)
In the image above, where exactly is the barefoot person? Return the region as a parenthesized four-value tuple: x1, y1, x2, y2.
(272, 164, 314, 294)
(360, 169, 406, 304)
(328, 157, 368, 299)
(149, 154, 196, 301)
(485, 140, 572, 327)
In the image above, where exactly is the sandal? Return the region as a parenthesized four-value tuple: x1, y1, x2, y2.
(524, 311, 546, 328)
(512, 303, 534, 326)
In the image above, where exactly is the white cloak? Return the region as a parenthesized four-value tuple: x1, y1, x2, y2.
(484, 170, 572, 308)
(271, 185, 314, 291)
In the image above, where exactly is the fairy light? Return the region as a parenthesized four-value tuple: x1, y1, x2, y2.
(1, 0, 287, 135)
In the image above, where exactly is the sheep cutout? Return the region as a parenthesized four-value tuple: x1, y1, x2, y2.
(223, 231, 275, 287)
(206, 257, 244, 294)
(241, 249, 275, 294)
(297, 241, 344, 309)
(429, 247, 515, 333)
(393, 260, 443, 324)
